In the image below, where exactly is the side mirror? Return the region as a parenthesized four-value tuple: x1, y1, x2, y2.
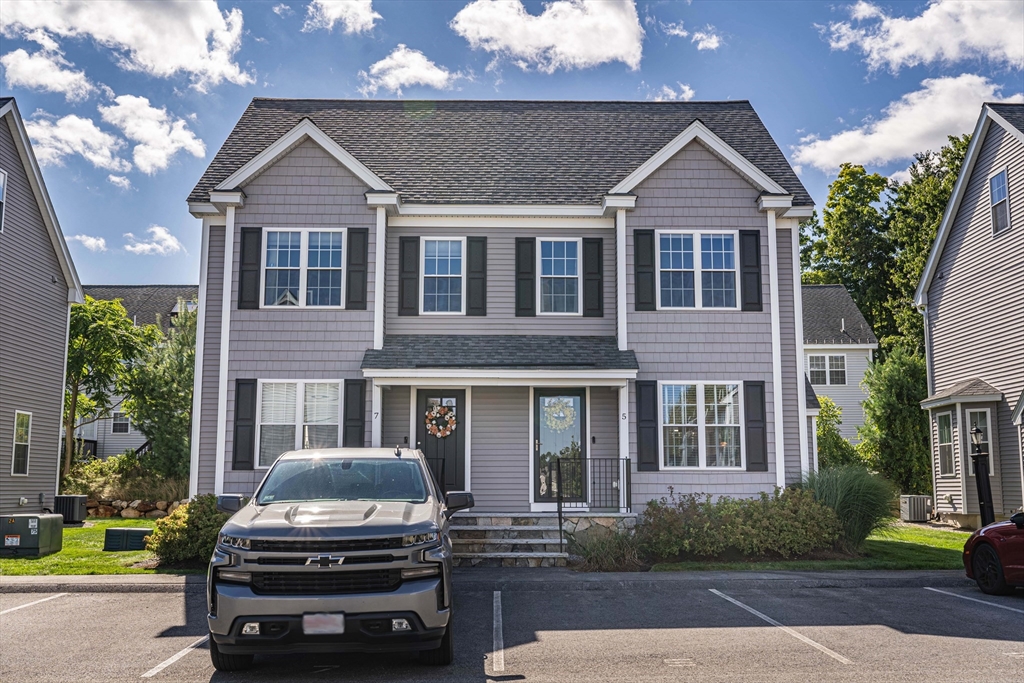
(445, 491, 475, 517)
(217, 495, 245, 515)
(1011, 511, 1024, 530)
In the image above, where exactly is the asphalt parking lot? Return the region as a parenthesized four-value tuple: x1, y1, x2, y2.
(2, 572, 1022, 682)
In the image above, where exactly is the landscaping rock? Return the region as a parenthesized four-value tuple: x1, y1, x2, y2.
(155, 501, 168, 511)
(86, 499, 98, 509)
(120, 507, 141, 519)
(129, 500, 143, 509)
(145, 510, 167, 519)
(168, 502, 180, 515)
(136, 502, 156, 513)
(95, 505, 116, 518)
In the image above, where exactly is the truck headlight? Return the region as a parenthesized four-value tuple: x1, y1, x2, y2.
(402, 531, 439, 547)
(218, 534, 250, 550)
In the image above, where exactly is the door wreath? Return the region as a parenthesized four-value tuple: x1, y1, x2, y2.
(543, 397, 576, 433)
(425, 404, 457, 438)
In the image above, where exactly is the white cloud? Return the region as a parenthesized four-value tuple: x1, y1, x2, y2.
(0, 47, 95, 101)
(98, 95, 205, 174)
(358, 44, 462, 97)
(451, 0, 644, 73)
(825, 0, 1024, 72)
(0, 0, 253, 92)
(691, 26, 721, 50)
(24, 113, 130, 171)
(653, 82, 695, 102)
(792, 74, 1024, 172)
(68, 234, 107, 252)
(660, 21, 688, 38)
(272, 4, 293, 17)
(107, 174, 132, 190)
(302, 0, 380, 34)
(123, 226, 185, 256)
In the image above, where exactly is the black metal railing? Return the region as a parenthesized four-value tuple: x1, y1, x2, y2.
(134, 440, 153, 459)
(556, 457, 632, 550)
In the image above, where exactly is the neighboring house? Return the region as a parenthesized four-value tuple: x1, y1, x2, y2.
(0, 98, 83, 516)
(915, 102, 1024, 527)
(186, 99, 814, 517)
(74, 285, 198, 458)
(802, 284, 878, 443)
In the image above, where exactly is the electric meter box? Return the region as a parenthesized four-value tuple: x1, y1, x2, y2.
(1, 514, 63, 557)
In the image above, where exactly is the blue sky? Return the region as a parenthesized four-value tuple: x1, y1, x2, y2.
(1, 0, 1021, 285)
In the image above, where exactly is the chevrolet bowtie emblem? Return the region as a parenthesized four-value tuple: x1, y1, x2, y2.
(306, 554, 344, 568)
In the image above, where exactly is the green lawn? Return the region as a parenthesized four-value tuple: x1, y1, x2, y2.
(0, 519, 197, 576)
(652, 524, 971, 572)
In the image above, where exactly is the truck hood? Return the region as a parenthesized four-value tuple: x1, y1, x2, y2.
(222, 499, 438, 539)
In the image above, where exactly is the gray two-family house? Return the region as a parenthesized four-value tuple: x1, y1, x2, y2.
(186, 100, 814, 540)
(916, 102, 1024, 527)
(0, 97, 83, 516)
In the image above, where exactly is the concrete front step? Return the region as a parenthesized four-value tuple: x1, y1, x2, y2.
(453, 552, 568, 568)
(450, 529, 561, 541)
(450, 516, 561, 527)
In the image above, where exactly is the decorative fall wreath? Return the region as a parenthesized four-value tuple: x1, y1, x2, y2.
(424, 404, 457, 438)
(543, 397, 577, 433)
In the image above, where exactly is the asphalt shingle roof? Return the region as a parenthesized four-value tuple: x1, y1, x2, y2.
(84, 285, 198, 330)
(802, 285, 878, 345)
(923, 378, 1003, 405)
(190, 99, 812, 206)
(988, 102, 1024, 137)
(805, 377, 821, 410)
(362, 335, 639, 371)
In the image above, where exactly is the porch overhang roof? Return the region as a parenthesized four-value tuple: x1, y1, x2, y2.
(920, 377, 1003, 410)
(362, 335, 638, 380)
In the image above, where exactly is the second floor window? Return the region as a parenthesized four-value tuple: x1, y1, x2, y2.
(422, 238, 464, 313)
(263, 229, 344, 307)
(539, 239, 580, 314)
(658, 231, 737, 309)
(990, 169, 1010, 234)
(809, 355, 846, 386)
(111, 412, 131, 434)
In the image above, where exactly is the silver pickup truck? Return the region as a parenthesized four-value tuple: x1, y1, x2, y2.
(207, 447, 474, 672)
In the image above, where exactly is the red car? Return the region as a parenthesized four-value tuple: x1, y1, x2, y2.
(963, 511, 1024, 595)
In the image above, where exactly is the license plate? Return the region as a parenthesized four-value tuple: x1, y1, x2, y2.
(302, 613, 345, 635)
(4, 535, 19, 547)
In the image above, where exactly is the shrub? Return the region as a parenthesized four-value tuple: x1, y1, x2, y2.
(61, 450, 188, 502)
(803, 465, 895, 550)
(146, 494, 229, 565)
(816, 397, 861, 468)
(569, 529, 645, 572)
(635, 488, 840, 562)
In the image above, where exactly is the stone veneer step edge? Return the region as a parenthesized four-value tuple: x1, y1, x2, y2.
(453, 552, 568, 559)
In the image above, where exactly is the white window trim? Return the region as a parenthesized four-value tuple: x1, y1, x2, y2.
(536, 237, 583, 316)
(657, 380, 746, 470)
(111, 411, 131, 434)
(11, 410, 31, 477)
(808, 354, 847, 386)
(419, 236, 467, 316)
(0, 168, 7, 233)
(259, 228, 347, 309)
(655, 229, 741, 311)
(254, 380, 343, 470)
(936, 412, 954, 478)
(988, 166, 1011, 236)
(965, 407, 994, 477)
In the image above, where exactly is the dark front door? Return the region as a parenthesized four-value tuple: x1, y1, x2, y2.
(416, 390, 466, 493)
(534, 389, 587, 503)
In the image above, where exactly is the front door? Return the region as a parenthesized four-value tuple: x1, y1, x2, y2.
(534, 390, 587, 503)
(416, 390, 466, 493)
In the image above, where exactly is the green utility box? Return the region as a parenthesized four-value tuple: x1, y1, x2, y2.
(103, 527, 152, 551)
(1, 514, 64, 557)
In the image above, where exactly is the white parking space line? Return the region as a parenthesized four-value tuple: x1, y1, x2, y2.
(141, 635, 208, 679)
(491, 590, 505, 673)
(0, 593, 68, 615)
(924, 587, 1024, 614)
(709, 589, 852, 665)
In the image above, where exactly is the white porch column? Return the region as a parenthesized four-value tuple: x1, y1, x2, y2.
(373, 206, 386, 350)
(618, 382, 630, 508)
(371, 382, 383, 448)
(188, 218, 212, 497)
(616, 209, 628, 351)
(791, 221, 809, 478)
(766, 209, 786, 488)
(214, 208, 236, 495)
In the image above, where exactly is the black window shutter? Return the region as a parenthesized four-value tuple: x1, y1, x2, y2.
(515, 237, 536, 317)
(466, 236, 487, 316)
(232, 379, 257, 470)
(342, 380, 366, 447)
(744, 381, 768, 472)
(739, 230, 763, 312)
(345, 228, 369, 310)
(636, 380, 659, 471)
(398, 237, 419, 316)
(634, 230, 656, 311)
(582, 237, 603, 317)
(238, 228, 263, 310)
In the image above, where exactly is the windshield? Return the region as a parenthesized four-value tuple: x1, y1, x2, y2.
(256, 458, 429, 505)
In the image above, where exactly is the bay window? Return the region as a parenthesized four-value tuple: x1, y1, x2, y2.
(937, 413, 953, 476)
(661, 382, 743, 468)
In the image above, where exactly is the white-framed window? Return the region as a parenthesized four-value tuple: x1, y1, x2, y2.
(989, 168, 1010, 235)
(256, 381, 341, 468)
(966, 408, 993, 476)
(657, 230, 738, 309)
(12, 411, 31, 476)
(808, 354, 846, 386)
(111, 412, 131, 434)
(538, 238, 582, 315)
(0, 168, 7, 233)
(261, 228, 345, 307)
(936, 412, 954, 477)
(421, 237, 465, 314)
(660, 381, 743, 469)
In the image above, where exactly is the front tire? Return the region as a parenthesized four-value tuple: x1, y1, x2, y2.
(209, 635, 254, 672)
(972, 543, 1010, 595)
(420, 615, 454, 665)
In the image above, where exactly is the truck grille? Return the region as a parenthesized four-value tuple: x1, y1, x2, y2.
(249, 538, 402, 553)
(253, 554, 399, 566)
(251, 569, 402, 595)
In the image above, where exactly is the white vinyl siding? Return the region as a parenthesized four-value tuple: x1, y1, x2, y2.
(656, 230, 738, 309)
(937, 412, 954, 476)
(660, 382, 743, 469)
(261, 229, 345, 308)
(257, 381, 341, 468)
(11, 411, 30, 476)
(421, 238, 465, 314)
(989, 168, 1010, 234)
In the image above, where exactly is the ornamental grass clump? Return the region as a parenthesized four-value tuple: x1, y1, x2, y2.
(802, 465, 895, 551)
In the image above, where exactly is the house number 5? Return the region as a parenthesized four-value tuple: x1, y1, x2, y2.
(621, 413, 627, 420)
